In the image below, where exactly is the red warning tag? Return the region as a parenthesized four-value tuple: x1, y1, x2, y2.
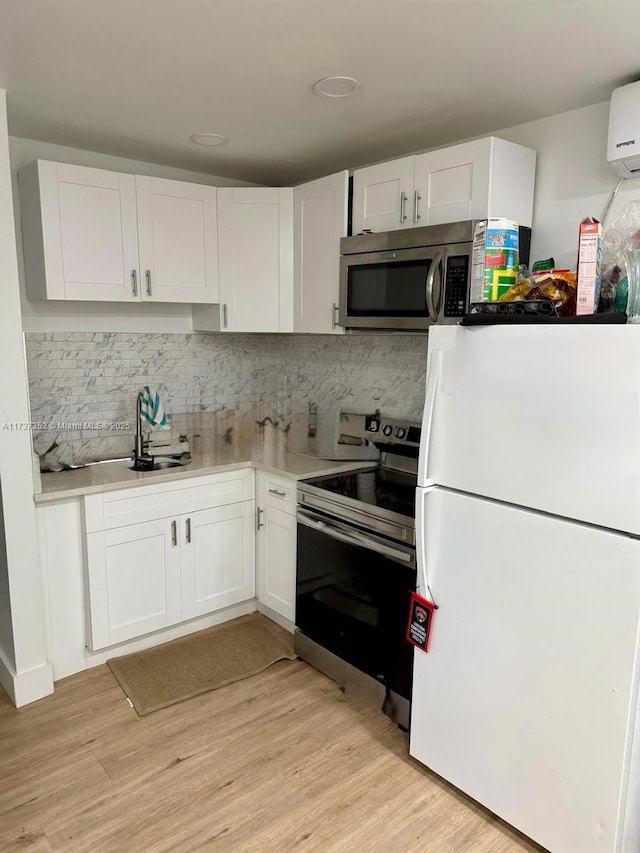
(406, 592, 436, 652)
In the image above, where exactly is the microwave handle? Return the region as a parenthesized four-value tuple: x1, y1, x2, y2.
(425, 252, 444, 322)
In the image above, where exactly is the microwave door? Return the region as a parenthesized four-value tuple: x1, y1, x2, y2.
(339, 246, 438, 330)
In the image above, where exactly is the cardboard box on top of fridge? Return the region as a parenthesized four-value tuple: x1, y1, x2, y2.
(470, 218, 519, 304)
(576, 218, 603, 315)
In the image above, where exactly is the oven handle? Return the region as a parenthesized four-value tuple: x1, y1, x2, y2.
(425, 251, 444, 323)
(297, 509, 415, 566)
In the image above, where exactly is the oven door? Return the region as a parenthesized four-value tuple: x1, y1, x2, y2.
(296, 508, 416, 699)
(339, 243, 469, 331)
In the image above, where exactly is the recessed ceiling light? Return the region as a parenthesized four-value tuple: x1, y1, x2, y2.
(189, 133, 229, 147)
(313, 76, 362, 98)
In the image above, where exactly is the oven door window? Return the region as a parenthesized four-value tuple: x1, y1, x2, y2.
(347, 259, 429, 317)
(296, 521, 415, 699)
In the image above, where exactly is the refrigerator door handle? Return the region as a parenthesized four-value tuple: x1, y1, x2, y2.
(418, 348, 442, 487)
(416, 486, 439, 609)
(415, 487, 430, 599)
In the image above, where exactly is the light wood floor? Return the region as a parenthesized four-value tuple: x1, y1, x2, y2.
(0, 661, 546, 853)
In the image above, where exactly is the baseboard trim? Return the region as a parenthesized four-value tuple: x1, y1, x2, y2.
(256, 602, 294, 634)
(0, 648, 15, 704)
(0, 650, 54, 707)
(82, 599, 260, 673)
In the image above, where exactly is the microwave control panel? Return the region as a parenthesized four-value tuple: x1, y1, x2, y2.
(443, 256, 469, 317)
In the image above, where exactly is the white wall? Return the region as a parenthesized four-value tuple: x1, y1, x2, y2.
(494, 102, 640, 269)
(9, 137, 257, 334)
(0, 93, 53, 705)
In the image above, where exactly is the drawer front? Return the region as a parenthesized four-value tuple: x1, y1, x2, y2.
(258, 473, 296, 514)
(85, 468, 254, 532)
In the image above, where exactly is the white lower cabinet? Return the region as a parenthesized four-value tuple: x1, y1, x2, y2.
(86, 502, 255, 650)
(256, 473, 296, 624)
(181, 503, 255, 620)
(257, 505, 296, 623)
(83, 471, 256, 650)
(86, 517, 182, 650)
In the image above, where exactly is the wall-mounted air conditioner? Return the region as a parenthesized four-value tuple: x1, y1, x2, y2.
(607, 80, 640, 178)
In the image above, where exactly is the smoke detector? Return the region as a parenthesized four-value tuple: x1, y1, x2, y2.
(189, 133, 229, 147)
(313, 77, 362, 98)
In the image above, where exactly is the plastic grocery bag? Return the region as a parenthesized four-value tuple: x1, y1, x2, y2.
(603, 201, 640, 317)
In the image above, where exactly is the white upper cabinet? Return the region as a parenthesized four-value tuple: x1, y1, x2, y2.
(294, 171, 348, 335)
(20, 161, 140, 302)
(19, 161, 218, 303)
(413, 141, 481, 226)
(214, 187, 294, 333)
(413, 138, 536, 227)
(352, 156, 414, 235)
(135, 176, 219, 303)
(352, 137, 536, 235)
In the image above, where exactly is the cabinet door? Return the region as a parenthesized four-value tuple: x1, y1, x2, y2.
(257, 503, 296, 623)
(181, 502, 255, 619)
(85, 518, 181, 650)
(414, 141, 491, 227)
(352, 157, 414, 235)
(294, 171, 348, 334)
(136, 176, 219, 304)
(25, 161, 140, 301)
(217, 188, 293, 332)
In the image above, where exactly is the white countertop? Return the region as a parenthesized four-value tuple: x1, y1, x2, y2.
(35, 449, 376, 503)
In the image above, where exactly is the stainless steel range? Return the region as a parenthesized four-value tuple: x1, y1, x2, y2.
(295, 413, 420, 729)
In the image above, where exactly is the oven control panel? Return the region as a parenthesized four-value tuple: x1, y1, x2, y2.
(365, 415, 421, 448)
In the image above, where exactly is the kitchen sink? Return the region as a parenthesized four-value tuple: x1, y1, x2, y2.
(129, 457, 191, 472)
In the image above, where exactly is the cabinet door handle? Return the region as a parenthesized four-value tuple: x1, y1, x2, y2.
(257, 506, 264, 530)
(414, 190, 422, 223)
(400, 192, 408, 224)
(131, 269, 138, 296)
(222, 303, 228, 329)
(145, 269, 152, 296)
(171, 519, 177, 547)
(332, 302, 340, 329)
(268, 488, 287, 497)
(185, 517, 191, 544)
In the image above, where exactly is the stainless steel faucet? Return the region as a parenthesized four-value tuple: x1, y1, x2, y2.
(133, 391, 154, 470)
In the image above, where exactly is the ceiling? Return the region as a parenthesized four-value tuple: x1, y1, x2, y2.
(0, 0, 638, 185)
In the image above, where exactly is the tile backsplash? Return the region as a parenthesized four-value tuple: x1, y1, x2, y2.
(25, 332, 428, 466)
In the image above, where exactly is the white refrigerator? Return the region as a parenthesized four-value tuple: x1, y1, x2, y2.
(410, 325, 640, 853)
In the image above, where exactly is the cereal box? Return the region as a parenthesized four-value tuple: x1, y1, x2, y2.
(575, 218, 603, 315)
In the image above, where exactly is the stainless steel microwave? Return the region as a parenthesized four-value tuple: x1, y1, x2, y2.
(339, 220, 531, 331)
